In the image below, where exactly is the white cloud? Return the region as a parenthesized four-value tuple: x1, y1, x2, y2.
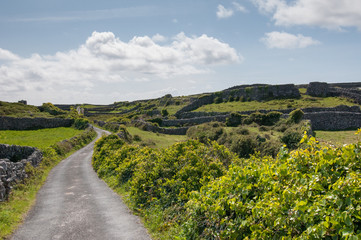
(261, 31, 321, 49)
(232, 2, 248, 13)
(0, 31, 242, 104)
(217, 2, 247, 19)
(252, 0, 361, 30)
(217, 5, 234, 18)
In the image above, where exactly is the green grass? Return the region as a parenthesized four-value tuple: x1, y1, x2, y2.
(194, 96, 358, 113)
(127, 127, 187, 149)
(315, 130, 360, 147)
(0, 101, 54, 118)
(0, 128, 96, 239)
(0, 127, 83, 150)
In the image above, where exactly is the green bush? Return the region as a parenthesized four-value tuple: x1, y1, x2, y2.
(184, 135, 361, 239)
(187, 122, 225, 143)
(226, 113, 244, 127)
(74, 118, 89, 130)
(214, 97, 223, 104)
(40, 102, 67, 116)
(288, 108, 304, 123)
(230, 135, 257, 158)
(281, 130, 303, 149)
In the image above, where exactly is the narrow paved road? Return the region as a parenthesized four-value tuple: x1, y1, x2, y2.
(11, 127, 151, 240)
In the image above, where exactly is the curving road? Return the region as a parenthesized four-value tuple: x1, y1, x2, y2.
(11, 127, 151, 240)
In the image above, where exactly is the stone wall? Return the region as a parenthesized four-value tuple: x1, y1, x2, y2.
(0, 116, 74, 130)
(307, 82, 361, 104)
(161, 115, 229, 127)
(133, 120, 189, 135)
(303, 112, 361, 130)
(175, 84, 300, 116)
(0, 144, 42, 201)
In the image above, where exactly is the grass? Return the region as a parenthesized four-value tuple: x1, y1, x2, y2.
(315, 130, 360, 147)
(194, 96, 358, 113)
(0, 101, 56, 118)
(127, 127, 187, 149)
(0, 127, 83, 150)
(0, 128, 96, 239)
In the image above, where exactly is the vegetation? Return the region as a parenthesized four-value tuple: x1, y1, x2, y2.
(39, 103, 67, 116)
(194, 96, 358, 113)
(0, 101, 53, 118)
(0, 128, 96, 238)
(0, 127, 83, 150)
(127, 127, 187, 149)
(315, 130, 360, 147)
(92, 131, 361, 239)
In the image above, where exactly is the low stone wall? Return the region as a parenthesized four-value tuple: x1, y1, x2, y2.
(0, 116, 74, 130)
(162, 115, 229, 127)
(133, 120, 189, 135)
(175, 84, 300, 116)
(303, 112, 361, 130)
(0, 144, 42, 201)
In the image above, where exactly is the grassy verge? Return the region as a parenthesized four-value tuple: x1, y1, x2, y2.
(0, 127, 83, 150)
(194, 96, 358, 113)
(0, 128, 96, 239)
(127, 127, 188, 149)
(315, 130, 360, 147)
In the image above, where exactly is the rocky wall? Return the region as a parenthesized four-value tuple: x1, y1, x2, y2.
(303, 112, 361, 130)
(0, 144, 42, 201)
(0, 116, 74, 130)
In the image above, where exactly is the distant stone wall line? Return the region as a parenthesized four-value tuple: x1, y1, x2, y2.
(0, 116, 74, 130)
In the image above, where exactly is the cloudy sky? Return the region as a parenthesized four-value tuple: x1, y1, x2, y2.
(0, 0, 360, 105)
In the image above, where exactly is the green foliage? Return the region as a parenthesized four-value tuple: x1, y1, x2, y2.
(73, 118, 89, 130)
(281, 130, 303, 149)
(40, 103, 67, 116)
(289, 108, 304, 123)
(184, 134, 361, 239)
(244, 111, 282, 126)
(226, 112, 244, 127)
(187, 122, 225, 143)
(161, 109, 169, 117)
(103, 122, 120, 132)
(0, 101, 52, 118)
(214, 96, 223, 104)
(147, 118, 163, 126)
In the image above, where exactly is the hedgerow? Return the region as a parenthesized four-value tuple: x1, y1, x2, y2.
(92, 131, 361, 239)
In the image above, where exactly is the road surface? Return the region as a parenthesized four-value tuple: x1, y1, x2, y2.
(11, 127, 151, 240)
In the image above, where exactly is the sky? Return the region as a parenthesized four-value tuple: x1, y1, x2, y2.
(0, 0, 360, 105)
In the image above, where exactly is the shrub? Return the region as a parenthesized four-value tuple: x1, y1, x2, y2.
(148, 118, 163, 126)
(40, 102, 67, 116)
(187, 122, 224, 143)
(281, 130, 302, 149)
(74, 118, 89, 130)
(226, 113, 244, 127)
(288, 108, 304, 123)
(161, 109, 169, 117)
(230, 135, 257, 158)
(214, 97, 223, 104)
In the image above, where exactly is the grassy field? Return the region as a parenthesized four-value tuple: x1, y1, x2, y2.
(0, 101, 54, 118)
(194, 96, 358, 113)
(315, 130, 360, 147)
(0, 127, 83, 150)
(127, 127, 187, 149)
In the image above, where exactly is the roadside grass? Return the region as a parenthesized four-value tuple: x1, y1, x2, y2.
(0, 127, 83, 150)
(194, 96, 358, 113)
(315, 130, 360, 147)
(0, 128, 96, 239)
(127, 127, 187, 149)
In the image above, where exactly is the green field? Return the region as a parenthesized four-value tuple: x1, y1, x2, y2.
(127, 127, 187, 149)
(0, 127, 83, 150)
(194, 96, 358, 113)
(315, 130, 360, 147)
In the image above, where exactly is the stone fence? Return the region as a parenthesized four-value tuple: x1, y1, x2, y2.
(133, 120, 189, 135)
(0, 116, 74, 130)
(303, 112, 361, 130)
(0, 144, 43, 201)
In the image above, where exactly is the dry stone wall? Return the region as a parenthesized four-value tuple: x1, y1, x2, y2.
(0, 116, 73, 130)
(303, 112, 361, 130)
(0, 144, 42, 201)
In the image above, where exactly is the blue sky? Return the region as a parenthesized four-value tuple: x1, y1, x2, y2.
(0, 0, 360, 105)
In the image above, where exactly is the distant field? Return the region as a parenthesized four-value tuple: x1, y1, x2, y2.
(194, 96, 358, 113)
(315, 130, 360, 147)
(127, 127, 187, 149)
(0, 127, 83, 150)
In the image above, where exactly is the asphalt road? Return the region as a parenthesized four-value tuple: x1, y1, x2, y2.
(11, 127, 151, 240)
